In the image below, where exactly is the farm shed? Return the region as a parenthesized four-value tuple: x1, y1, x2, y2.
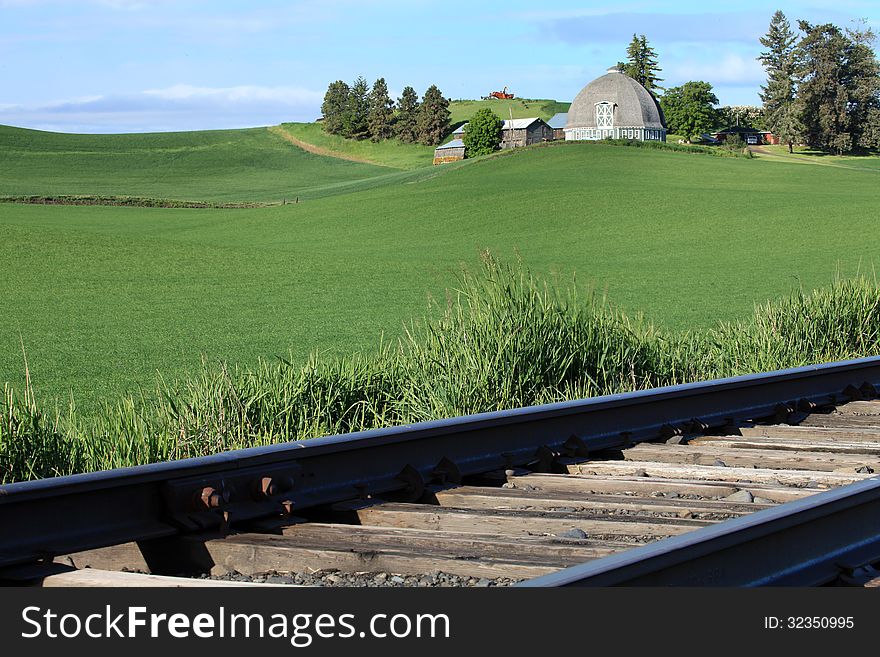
(433, 139, 465, 165)
(451, 118, 553, 149)
(500, 117, 553, 149)
(712, 126, 778, 145)
(565, 67, 667, 142)
(547, 112, 568, 140)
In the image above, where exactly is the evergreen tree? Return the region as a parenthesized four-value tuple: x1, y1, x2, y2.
(845, 21, 880, 151)
(796, 20, 880, 153)
(416, 85, 451, 146)
(367, 77, 395, 142)
(758, 11, 801, 152)
(463, 108, 503, 157)
(395, 86, 420, 143)
(321, 80, 350, 135)
(342, 76, 370, 140)
(624, 34, 663, 93)
(659, 81, 719, 140)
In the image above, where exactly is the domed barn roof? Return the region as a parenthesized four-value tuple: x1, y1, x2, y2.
(566, 67, 666, 129)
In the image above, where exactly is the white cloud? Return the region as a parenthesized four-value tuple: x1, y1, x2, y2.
(143, 84, 322, 104)
(0, 84, 324, 133)
(668, 53, 765, 86)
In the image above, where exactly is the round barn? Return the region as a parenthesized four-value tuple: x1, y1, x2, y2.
(565, 67, 667, 142)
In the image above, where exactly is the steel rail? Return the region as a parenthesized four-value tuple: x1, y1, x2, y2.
(2, 356, 880, 572)
(519, 475, 880, 587)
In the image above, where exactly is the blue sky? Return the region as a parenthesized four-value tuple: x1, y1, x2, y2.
(1, 0, 878, 133)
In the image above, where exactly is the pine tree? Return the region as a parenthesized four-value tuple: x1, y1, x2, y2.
(796, 21, 871, 154)
(321, 80, 350, 135)
(395, 86, 420, 143)
(758, 11, 800, 152)
(367, 78, 394, 142)
(624, 34, 663, 93)
(463, 108, 503, 157)
(416, 85, 450, 146)
(342, 76, 370, 140)
(845, 21, 880, 151)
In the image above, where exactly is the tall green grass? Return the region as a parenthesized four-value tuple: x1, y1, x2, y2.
(2, 257, 879, 483)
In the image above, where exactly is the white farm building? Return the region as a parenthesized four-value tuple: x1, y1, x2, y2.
(565, 67, 667, 142)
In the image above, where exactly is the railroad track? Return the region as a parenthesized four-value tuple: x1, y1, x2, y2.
(3, 358, 880, 587)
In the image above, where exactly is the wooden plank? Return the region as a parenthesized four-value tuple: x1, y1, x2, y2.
(620, 443, 880, 473)
(798, 414, 880, 429)
(209, 534, 562, 579)
(38, 569, 282, 588)
(279, 522, 631, 556)
(833, 401, 880, 416)
(57, 543, 150, 573)
(432, 486, 769, 518)
(739, 425, 880, 442)
(63, 531, 607, 581)
(353, 503, 710, 539)
(567, 460, 866, 487)
(690, 435, 880, 455)
(507, 472, 815, 503)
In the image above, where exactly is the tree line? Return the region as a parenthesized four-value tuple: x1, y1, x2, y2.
(759, 11, 880, 154)
(321, 77, 451, 146)
(624, 17, 880, 155)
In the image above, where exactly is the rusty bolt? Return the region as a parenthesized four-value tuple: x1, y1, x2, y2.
(195, 486, 223, 510)
(258, 476, 277, 497)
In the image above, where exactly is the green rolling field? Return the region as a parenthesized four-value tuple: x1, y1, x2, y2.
(2, 119, 880, 412)
(0, 124, 391, 201)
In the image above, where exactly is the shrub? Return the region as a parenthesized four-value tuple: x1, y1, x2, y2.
(463, 109, 503, 157)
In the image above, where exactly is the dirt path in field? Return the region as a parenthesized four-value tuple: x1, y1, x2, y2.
(267, 125, 390, 167)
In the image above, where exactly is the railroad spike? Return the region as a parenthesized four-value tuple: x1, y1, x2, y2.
(563, 435, 589, 458)
(532, 445, 561, 473)
(431, 457, 462, 485)
(395, 464, 425, 501)
(719, 417, 740, 436)
(797, 398, 817, 413)
(658, 425, 679, 440)
(843, 384, 866, 401)
(772, 402, 794, 423)
(688, 418, 708, 434)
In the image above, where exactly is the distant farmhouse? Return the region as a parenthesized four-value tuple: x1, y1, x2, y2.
(711, 126, 779, 146)
(433, 67, 668, 164)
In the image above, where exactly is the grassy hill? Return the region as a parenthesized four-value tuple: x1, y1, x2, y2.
(2, 129, 880, 412)
(0, 124, 393, 202)
(448, 98, 570, 125)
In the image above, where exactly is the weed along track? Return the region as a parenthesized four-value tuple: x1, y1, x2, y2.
(3, 358, 880, 587)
